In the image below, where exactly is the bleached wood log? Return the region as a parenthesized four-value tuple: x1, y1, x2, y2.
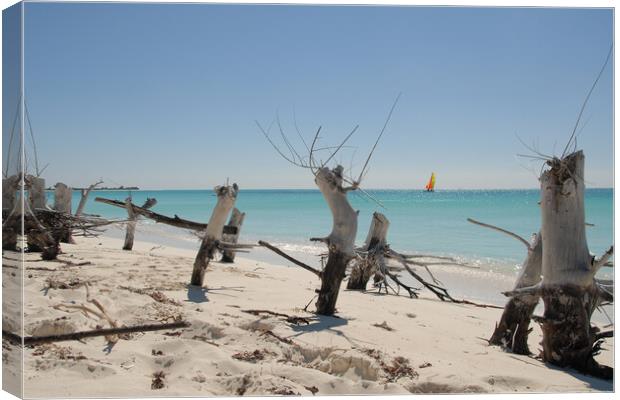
(490, 232, 542, 354)
(122, 197, 157, 251)
(347, 212, 389, 290)
(539, 151, 611, 379)
(53, 183, 73, 243)
(94, 197, 237, 235)
(314, 166, 358, 315)
(221, 208, 245, 263)
(191, 184, 239, 286)
(75, 180, 103, 216)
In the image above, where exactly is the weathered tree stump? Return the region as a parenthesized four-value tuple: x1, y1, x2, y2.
(190, 184, 239, 286)
(123, 197, 157, 251)
(2, 175, 20, 250)
(537, 151, 612, 379)
(314, 166, 358, 315)
(27, 175, 46, 209)
(26, 176, 47, 252)
(53, 183, 74, 243)
(221, 208, 245, 263)
(490, 232, 542, 354)
(347, 212, 389, 290)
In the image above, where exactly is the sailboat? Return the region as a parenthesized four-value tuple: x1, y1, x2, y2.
(424, 172, 436, 192)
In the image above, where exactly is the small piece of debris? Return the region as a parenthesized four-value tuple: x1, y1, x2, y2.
(304, 385, 319, 395)
(232, 349, 272, 363)
(151, 371, 166, 390)
(406, 313, 416, 318)
(419, 362, 432, 368)
(373, 321, 395, 331)
(151, 349, 164, 356)
(268, 387, 300, 395)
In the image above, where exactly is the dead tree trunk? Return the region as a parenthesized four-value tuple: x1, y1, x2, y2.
(221, 208, 245, 263)
(2, 175, 20, 250)
(26, 176, 47, 252)
(347, 212, 389, 290)
(490, 233, 542, 354)
(75, 180, 103, 216)
(53, 183, 73, 243)
(536, 151, 612, 379)
(313, 166, 358, 315)
(27, 175, 46, 209)
(466, 217, 543, 354)
(122, 197, 157, 251)
(190, 184, 239, 286)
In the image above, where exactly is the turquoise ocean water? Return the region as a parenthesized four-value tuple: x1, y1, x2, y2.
(59, 189, 612, 267)
(48, 188, 614, 319)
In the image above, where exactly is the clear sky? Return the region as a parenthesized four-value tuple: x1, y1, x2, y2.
(17, 2, 613, 189)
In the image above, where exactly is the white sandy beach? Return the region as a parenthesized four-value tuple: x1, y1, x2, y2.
(2, 235, 613, 397)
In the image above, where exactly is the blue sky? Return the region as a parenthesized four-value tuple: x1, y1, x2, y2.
(16, 3, 613, 189)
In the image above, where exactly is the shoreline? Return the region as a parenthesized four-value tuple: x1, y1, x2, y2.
(5, 234, 613, 396)
(99, 224, 614, 325)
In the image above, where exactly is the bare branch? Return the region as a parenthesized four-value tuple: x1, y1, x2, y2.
(562, 45, 613, 158)
(277, 112, 304, 166)
(321, 125, 359, 168)
(387, 250, 456, 302)
(3, 321, 189, 345)
(255, 120, 313, 170)
(467, 218, 531, 249)
(258, 240, 322, 277)
(502, 283, 542, 298)
(75, 179, 104, 216)
(356, 92, 401, 184)
(593, 245, 614, 273)
(309, 126, 322, 173)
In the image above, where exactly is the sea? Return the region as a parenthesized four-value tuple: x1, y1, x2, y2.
(53, 188, 614, 322)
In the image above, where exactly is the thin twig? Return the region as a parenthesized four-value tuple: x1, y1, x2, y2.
(356, 92, 401, 184)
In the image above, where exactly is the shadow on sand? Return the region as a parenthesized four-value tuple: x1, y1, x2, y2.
(186, 285, 246, 303)
(186, 285, 209, 303)
(547, 363, 613, 391)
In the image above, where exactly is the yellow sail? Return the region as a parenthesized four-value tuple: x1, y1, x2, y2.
(425, 172, 436, 191)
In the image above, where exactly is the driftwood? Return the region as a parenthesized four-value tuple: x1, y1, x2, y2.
(221, 208, 245, 263)
(75, 180, 103, 216)
(53, 183, 73, 243)
(94, 197, 237, 235)
(191, 184, 239, 286)
(257, 95, 400, 315)
(468, 218, 542, 354)
(26, 175, 46, 209)
(123, 197, 157, 251)
(313, 166, 359, 315)
(348, 212, 389, 290)
(2, 207, 116, 260)
(258, 240, 322, 276)
(2, 175, 20, 250)
(535, 151, 612, 379)
(2, 175, 19, 212)
(2, 321, 189, 346)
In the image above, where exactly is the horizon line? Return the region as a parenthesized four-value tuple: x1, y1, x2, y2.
(49, 186, 614, 191)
